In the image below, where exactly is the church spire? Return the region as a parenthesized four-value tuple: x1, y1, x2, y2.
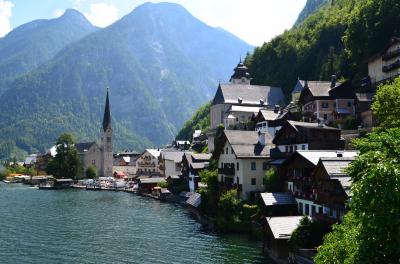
(102, 87, 111, 131)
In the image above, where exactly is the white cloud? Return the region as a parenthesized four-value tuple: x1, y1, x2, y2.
(54, 9, 65, 18)
(84, 3, 119, 27)
(0, 0, 14, 37)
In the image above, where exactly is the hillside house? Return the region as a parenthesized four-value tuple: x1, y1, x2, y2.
(136, 149, 161, 176)
(298, 77, 357, 124)
(282, 150, 357, 222)
(207, 60, 285, 152)
(253, 106, 295, 136)
(271, 120, 344, 159)
(215, 130, 273, 200)
(365, 37, 400, 87)
(159, 150, 184, 178)
(181, 152, 211, 192)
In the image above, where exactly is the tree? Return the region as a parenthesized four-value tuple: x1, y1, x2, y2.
(46, 133, 81, 180)
(315, 128, 400, 263)
(85, 166, 97, 179)
(371, 77, 400, 128)
(289, 216, 331, 250)
(218, 189, 240, 221)
(263, 168, 281, 192)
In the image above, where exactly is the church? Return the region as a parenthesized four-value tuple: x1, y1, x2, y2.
(76, 89, 113, 178)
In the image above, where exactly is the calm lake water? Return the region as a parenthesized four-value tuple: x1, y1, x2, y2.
(0, 183, 266, 264)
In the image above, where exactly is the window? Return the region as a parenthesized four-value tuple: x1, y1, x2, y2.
(347, 101, 352, 107)
(298, 202, 303, 214)
(305, 204, 310, 215)
(323, 114, 328, 120)
(251, 178, 256, 185)
(295, 146, 298, 151)
(311, 205, 316, 215)
(263, 162, 268, 170)
(302, 145, 306, 150)
(236, 162, 239, 171)
(289, 146, 293, 152)
(225, 147, 228, 154)
(285, 146, 289, 152)
(92, 160, 96, 165)
(318, 207, 323, 214)
(107, 137, 111, 142)
(251, 162, 256, 170)
(322, 102, 329, 108)
(231, 148, 234, 154)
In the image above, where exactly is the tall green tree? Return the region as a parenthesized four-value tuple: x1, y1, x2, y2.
(371, 77, 400, 128)
(46, 133, 81, 180)
(263, 168, 282, 192)
(316, 79, 400, 263)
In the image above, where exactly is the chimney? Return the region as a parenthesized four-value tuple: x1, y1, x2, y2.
(258, 130, 266, 146)
(331, 75, 337, 88)
(304, 80, 309, 88)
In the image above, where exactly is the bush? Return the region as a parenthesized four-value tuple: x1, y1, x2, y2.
(241, 204, 258, 221)
(85, 166, 97, 179)
(264, 168, 282, 192)
(289, 217, 331, 250)
(218, 189, 240, 221)
(342, 116, 359, 130)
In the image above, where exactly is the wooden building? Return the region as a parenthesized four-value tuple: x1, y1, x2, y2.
(263, 216, 304, 262)
(181, 152, 211, 192)
(137, 177, 166, 194)
(259, 192, 298, 217)
(272, 120, 344, 158)
(298, 77, 357, 124)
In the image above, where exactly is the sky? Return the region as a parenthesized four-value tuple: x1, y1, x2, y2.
(0, 0, 307, 46)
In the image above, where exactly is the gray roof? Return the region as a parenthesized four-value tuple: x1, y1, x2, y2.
(162, 151, 184, 163)
(191, 153, 212, 161)
(186, 192, 202, 208)
(288, 121, 339, 131)
(356, 93, 374, 102)
(219, 84, 285, 106)
(297, 150, 358, 165)
(305, 81, 340, 97)
(259, 109, 281, 121)
(320, 157, 355, 176)
(261, 192, 296, 206)
(139, 177, 166, 184)
(224, 130, 273, 158)
(291, 80, 305, 94)
(267, 216, 305, 239)
(76, 142, 97, 153)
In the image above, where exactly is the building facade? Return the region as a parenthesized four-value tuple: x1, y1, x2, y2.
(136, 149, 161, 176)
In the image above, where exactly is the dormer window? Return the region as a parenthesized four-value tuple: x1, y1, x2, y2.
(260, 99, 264, 105)
(238, 97, 243, 104)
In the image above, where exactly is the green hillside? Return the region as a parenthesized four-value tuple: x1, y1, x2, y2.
(175, 102, 211, 141)
(246, 0, 400, 98)
(0, 9, 97, 95)
(294, 0, 329, 26)
(0, 3, 252, 159)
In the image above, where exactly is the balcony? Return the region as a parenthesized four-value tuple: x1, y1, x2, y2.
(382, 48, 400, 61)
(382, 60, 400, 73)
(218, 167, 235, 175)
(137, 162, 156, 167)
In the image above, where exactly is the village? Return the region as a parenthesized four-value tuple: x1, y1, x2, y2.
(1, 36, 399, 264)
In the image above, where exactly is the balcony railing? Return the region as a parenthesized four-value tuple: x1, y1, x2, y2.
(382, 60, 400, 73)
(218, 167, 235, 175)
(382, 48, 400, 61)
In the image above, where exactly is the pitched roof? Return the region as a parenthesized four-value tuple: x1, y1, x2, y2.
(228, 105, 263, 114)
(320, 157, 355, 176)
(304, 81, 338, 97)
(259, 109, 281, 121)
(288, 121, 339, 131)
(292, 79, 305, 94)
(214, 83, 285, 106)
(186, 192, 202, 208)
(146, 149, 161, 158)
(297, 151, 358, 166)
(260, 192, 297, 206)
(356, 93, 374, 102)
(102, 88, 111, 131)
(76, 142, 97, 153)
(266, 216, 305, 239)
(224, 130, 273, 158)
(162, 151, 184, 163)
(139, 177, 166, 184)
(191, 153, 212, 161)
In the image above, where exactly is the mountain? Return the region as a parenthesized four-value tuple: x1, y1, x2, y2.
(0, 9, 97, 94)
(246, 0, 400, 98)
(0, 2, 252, 159)
(294, 0, 329, 26)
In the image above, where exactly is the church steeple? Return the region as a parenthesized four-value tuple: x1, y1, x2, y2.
(230, 58, 251, 84)
(102, 88, 111, 131)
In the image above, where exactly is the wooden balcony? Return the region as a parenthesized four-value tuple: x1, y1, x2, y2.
(218, 167, 235, 175)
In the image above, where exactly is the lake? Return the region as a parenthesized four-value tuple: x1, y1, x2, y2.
(0, 183, 266, 263)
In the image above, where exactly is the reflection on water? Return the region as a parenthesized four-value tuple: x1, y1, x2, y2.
(0, 183, 267, 263)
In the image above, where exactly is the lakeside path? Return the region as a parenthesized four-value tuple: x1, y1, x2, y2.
(0, 183, 267, 264)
